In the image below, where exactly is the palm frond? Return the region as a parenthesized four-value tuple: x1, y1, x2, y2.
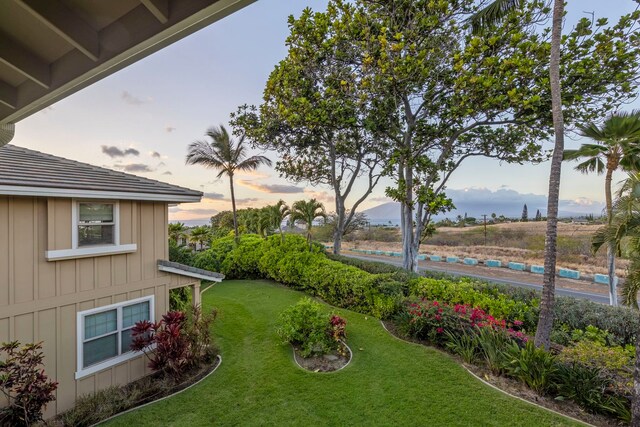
(574, 157, 605, 175)
(468, 0, 523, 35)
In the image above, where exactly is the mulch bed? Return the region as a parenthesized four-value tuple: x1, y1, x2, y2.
(381, 321, 619, 427)
(293, 345, 350, 372)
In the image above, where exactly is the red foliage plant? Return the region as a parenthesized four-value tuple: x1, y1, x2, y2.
(0, 341, 58, 427)
(130, 311, 190, 381)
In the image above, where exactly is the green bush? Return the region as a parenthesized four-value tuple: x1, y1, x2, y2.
(553, 297, 640, 346)
(276, 298, 337, 358)
(557, 341, 634, 380)
(193, 235, 235, 272)
(503, 341, 558, 395)
(169, 240, 194, 265)
(554, 363, 631, 422)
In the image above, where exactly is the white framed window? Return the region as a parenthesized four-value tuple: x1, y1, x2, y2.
(46, 199, 136, 261)
(75, 295, 154, 379)
(74, 201, 119, 248)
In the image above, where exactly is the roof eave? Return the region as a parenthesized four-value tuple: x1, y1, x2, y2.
(0, 184, 202, 203)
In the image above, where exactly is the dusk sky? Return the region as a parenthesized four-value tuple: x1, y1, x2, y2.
(10, 0, 640, 223)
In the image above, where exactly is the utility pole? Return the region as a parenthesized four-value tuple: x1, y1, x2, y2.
(482, 214, 488, 246)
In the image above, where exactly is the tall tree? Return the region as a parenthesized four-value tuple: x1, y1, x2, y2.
(469, 0, 640, 349)
(231, 3, 392, 255)
(168, 222, 187, 245)
(535, 0, 565, 350)
(521, 204, 528, 222)
(590, 173, 640, 424)
(564, 110, 640, 306)
(360, 0, 640, 273)
(267, 200, 290, 241)
(290, 199, 327, 245)
(186, 125, 272, 243)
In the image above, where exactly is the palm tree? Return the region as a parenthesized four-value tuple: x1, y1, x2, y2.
(590, 174, 640, 424)
(188, 226, 210, 251)
(168, 222, 187, 246)
(290, 199, 327, 246)
(186, 125, 272, 242)
(593, 174, 640, 308)
(564, 110, 640, 306)
(267, 200, 290, 241)
(470, 0, 565, 349)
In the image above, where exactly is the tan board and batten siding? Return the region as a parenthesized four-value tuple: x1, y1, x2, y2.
(0, 196, 198, 417)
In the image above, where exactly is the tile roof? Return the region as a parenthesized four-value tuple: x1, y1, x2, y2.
(0, 144, 202, 202)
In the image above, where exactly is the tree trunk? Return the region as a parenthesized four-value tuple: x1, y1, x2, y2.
(605, 167, 619, 306)
(633, 320, 640, 426)
(229, 174, 239, 243)
(534, 0, 564, 350)
(333, 196, 346, 255)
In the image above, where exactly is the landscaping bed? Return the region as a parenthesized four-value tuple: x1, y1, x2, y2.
(292, 343, 351, 372)
(105, 280, 580, 426)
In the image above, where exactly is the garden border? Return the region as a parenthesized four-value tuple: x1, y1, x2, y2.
(377, 320, 594, 427)
(291, 339, 353, 373)
(92, 355, 222, 426)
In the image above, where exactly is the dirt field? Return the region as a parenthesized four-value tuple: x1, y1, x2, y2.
(341, 221, 627, 277)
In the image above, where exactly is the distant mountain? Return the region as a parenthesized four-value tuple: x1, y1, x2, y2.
(170, 219, 210, 227)
(361, 188, 605, 223)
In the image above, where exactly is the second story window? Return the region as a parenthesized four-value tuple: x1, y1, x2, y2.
(77, 202, 117, 247)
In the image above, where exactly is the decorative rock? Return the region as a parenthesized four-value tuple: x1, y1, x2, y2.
(485, 260, 501, 268)
(463, 258, 478, 265)
(594, 274, 609, 285)
(384, 251, 394, 256)
(508, 262, 526, 271)
(429, 255, 442, 262)
(559, 268, 580, 280)
(323, 354, 339, 361)
(446, 256, 459, 263)
(375, 250, 384, 255)
(392, 252, 402, 257)
(417, 254, 426, 261)
(530, 265, 544, 274)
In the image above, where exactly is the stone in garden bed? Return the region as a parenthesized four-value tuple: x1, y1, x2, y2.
(292, 342, 352, 373)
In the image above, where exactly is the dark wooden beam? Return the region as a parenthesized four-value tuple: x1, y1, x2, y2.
(0, 33, 50, 89)
(140, 0, 169, 24)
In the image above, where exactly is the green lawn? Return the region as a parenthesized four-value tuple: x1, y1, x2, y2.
(107, 280, 579, 426)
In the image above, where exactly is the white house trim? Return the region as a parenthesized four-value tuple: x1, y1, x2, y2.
(45, 244, 137, 261)
(75, 295, 155, 379)
(0, 185, 201, 202)
(158, 265, 224, 282)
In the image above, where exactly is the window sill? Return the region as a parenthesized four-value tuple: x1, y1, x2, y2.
(75, 350, 143, 379)
(45, 244, 137, 261)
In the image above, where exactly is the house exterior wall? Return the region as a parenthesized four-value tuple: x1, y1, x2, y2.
(0, 196, 198, 417)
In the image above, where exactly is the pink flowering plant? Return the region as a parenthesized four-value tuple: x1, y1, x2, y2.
(398, 298, 527, 347)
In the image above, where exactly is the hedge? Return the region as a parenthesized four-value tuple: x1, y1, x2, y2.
(193, 235, 403, 319)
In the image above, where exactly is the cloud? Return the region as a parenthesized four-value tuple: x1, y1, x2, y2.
(165, 126, 176, 133)
(121, 91, 148, 105)
(238, 180, 304, 194)
(151, 151, 161, 158)
(113, 163, 155, 173)
(370, 196, 393, 203)
(204, 192, 225, 200)
(236, 197, 260, 206)
(101, 145, 140, 158)
(162, 171, 172, 175)
(303, 189, 334, 204)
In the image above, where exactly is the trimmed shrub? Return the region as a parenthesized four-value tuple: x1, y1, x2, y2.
(276, 298, 344, 358)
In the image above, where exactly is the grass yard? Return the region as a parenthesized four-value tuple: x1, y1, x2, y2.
(107, 280, 579, 426)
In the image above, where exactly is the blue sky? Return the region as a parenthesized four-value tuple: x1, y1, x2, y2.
(10, 0, 639, 223)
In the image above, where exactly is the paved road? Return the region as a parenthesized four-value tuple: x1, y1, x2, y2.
(344, 254, 610, 304)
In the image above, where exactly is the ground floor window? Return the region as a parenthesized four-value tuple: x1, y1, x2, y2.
(76, 295, 154, 379)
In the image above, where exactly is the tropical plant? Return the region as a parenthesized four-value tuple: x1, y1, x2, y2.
(593, 174, 640, 308)
(188, 225, 211, 251)
(564, 110, 640, 306)
(276, 298, 338, 358)
(268, 200, 290, 241)
(168, 222, 187, 245)
(290, 199, 327, 245)
(0, 341, 58, 426)
(186, 124, 272, 242)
